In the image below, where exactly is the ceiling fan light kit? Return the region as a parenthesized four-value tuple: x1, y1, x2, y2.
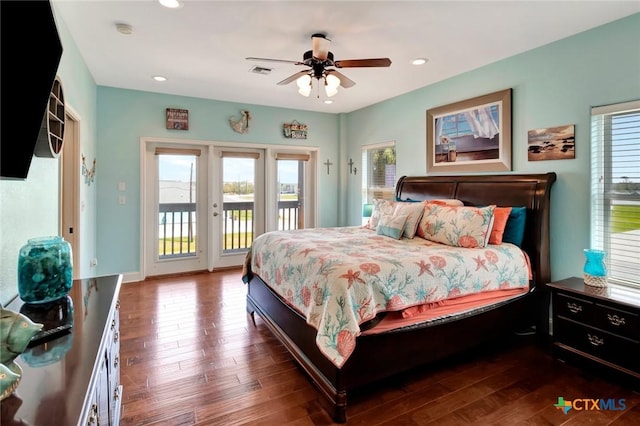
(297, 74, 312, 97)
(247, 33, 391, 100)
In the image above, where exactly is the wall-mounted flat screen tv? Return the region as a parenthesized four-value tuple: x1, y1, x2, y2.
(1, 0, 63, 179)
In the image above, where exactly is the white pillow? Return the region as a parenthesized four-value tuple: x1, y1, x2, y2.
(366, 199, 396, 229)
(376, 214, 408, 240)
(393, 202, 425, 238)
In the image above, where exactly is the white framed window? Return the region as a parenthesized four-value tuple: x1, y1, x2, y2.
(590, 100, 640, 288)
(362, 141, 396, 203)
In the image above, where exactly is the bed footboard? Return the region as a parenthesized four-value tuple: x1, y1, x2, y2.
(247, 275, 347, 422)
(247, 273, 535, 423)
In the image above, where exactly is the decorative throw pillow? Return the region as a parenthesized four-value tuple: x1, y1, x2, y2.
(366, 199, 396, 229)
(416, 204, 495, 248)
(426, 199, 464, 207)
(503, 206, 527, 247)
(489, 206, 512, 245)
(393, 202, 426, 238)
(403, 198, 463, 206)
(376, 214, 408, 240)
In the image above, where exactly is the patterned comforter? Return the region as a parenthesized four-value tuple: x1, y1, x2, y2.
(247, 226, 531, 368)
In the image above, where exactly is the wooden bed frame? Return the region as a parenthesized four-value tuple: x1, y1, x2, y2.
(246, 172, 557, 422)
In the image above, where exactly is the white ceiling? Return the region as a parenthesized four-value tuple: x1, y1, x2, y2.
(53, 1, 640, 114)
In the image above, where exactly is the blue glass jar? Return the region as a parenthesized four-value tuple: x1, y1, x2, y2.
(583, 248, 607, 287)
(18, 236, 73, 304)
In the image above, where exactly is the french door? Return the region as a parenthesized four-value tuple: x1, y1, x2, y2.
(144, 144, 209, 276)
(143, 141, 316, 277)
(210, 147, 265, 268)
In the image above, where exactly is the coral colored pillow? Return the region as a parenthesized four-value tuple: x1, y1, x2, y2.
(402, 198, 464, 207)
(417, 204, 495, 248)
(426, 199, 464, 207)
(489, 207, 512, 245)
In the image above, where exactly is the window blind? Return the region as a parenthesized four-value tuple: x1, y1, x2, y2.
(220, 151, 260, 159)
(591, 100, 640, 288)
(362, 142, 396, 202)
(275, 153, 310, 161)
(155, 147, 201, 156)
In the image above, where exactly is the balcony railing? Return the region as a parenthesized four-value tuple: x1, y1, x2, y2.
(158, 202, 196, 259)
(158, 200, 299, 258)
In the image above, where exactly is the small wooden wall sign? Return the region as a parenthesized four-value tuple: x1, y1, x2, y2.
(283, 120, 308, 139)
(166, 108, 189, 130)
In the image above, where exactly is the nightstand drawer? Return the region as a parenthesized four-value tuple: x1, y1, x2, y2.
(593, 303, 640, 338)
(555, 293, 594, 323)
(555, 318, 639, 371)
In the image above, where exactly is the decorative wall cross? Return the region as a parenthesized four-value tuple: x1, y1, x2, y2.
(348, 158, 357, 175)
(323, 159, 333, 175)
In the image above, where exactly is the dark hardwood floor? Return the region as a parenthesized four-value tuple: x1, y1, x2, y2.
(119, 269, 640, 425)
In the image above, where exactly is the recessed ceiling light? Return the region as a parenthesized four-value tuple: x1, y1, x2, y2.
(324, 100, 333, 105)
(159, 0, 182, 9)
(115, 23, 133, 35)
(152, 75, 167, 82)
(411, 58, 428, 65)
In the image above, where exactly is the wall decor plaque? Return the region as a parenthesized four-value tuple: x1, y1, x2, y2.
(283, 120, 308, 139)
(166, 108, 189, 130)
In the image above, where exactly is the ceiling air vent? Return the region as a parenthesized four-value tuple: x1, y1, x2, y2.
(249, 65, 273, 75)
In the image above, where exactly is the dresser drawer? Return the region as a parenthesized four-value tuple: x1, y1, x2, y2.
(555, 318, 639, 371)
(593, 303, 640, 339)
(554, 292, 594, 323)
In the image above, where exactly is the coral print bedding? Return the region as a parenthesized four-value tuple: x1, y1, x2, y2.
(248, 226, 531, 367)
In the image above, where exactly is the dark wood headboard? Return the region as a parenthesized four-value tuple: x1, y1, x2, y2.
(395, 173, 557, 291)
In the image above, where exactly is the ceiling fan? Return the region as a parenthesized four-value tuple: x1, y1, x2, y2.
(246, 33, 391, 98)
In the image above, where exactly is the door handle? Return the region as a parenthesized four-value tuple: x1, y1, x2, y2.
(213, 212, 218, 217)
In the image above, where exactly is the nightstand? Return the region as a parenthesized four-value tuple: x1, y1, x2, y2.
(548, 277, 640, 388)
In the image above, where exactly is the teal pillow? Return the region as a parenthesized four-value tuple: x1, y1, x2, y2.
(503, 206, 527, 247)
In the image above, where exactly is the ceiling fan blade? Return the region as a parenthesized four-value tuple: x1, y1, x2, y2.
(246, 57, 304, 65)
(277, 70, 310, 85)
(326, 69, 355, 88)
(311, 33, 330, 61)
(334, 58, 392, 68)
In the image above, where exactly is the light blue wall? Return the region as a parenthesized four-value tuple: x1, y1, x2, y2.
(2, 9, 638, 303)
(344, 13, 640, 282)
(95, 88, 340, 276)
(0, 4, 98, 305)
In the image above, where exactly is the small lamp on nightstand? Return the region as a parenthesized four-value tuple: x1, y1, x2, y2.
(362, 203, 373, 226)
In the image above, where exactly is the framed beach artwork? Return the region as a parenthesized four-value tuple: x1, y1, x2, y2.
(426, 88, 512, 173)
(527, 124, 575, 161)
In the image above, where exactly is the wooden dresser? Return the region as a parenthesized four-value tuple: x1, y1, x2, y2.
(1, 274, 123, 425)
(548, 277, 640, 388)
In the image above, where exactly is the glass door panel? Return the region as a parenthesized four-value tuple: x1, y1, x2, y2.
(158, 154, 198, 258)
(277, 159, 305, 230)
(222, 156, 256, 253)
